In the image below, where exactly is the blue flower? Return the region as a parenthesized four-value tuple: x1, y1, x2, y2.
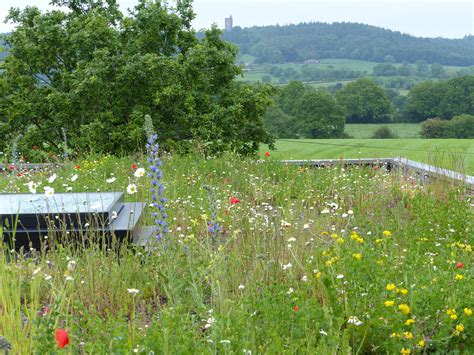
(147, 133, 167, 240)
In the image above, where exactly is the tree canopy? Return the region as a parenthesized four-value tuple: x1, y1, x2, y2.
(0, 0, 274, 157)
(335, 78, 393, 123)
(264, 81, 345, 138)
(404, 76, 474, 122)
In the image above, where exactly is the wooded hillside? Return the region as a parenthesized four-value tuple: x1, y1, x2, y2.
(222, 22, 474, 66)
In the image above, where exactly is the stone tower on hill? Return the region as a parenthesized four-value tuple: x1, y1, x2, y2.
(225, 15, 233, 31)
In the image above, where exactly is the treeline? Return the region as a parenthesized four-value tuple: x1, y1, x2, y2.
(264, 75, 474, 138)
(261, 64, 364, 84)
(223, 22, 474, 66)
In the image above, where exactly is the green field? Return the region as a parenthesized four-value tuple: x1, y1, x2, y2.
(239, 59, 470, 84)
(264, 139, 474, 174)
(345, 123, 421, 138)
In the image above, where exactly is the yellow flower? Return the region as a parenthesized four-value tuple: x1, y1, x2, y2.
(400, 348, 411, 355)
(386, 283, 396, 291)
(398, 304, 410, 315)
(384, 300, 395, 307)
(418, 339, 425, 347)
(455, 324, 464, 332)
(466, 244, 472, 252)
(353, 253, 362, 261)
(375, 239, 383, 244)
(455, 274, 464, 281)
(336, 238, 345, 244)
(464, 308, 472, 316)
(315, 272, 322, 279)
(396, 288, 409, 295)
(390, 332, 401, 338)
(405, 319, 415, 325)
(383, 230, 392, 237)
(403, 332, 413, 340)
(376, 259, 384, 265)
(331, 233, 339, 239)
(450, 314, 458, 320)
(446, 308, 456, 316)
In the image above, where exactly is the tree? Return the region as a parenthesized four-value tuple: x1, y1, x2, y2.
(430, 63, 446, 78)
(293, 89, 345, 138)
(279, 81, 306, 116)
(335, 78, 393, 123)
(420, 118, 448, 138)
(404, 76, 474, 122)
(0, 0, 274, 156)
(263, 104, 299, 138)
(372, 126, 398, 138)
(373, 63, 399, 77)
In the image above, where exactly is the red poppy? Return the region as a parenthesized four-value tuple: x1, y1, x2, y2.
(264, 151, 270, 157)
(55, 329, 69, 348)
(230, 196, 240, 205)
(293, 305, 300, 312)
(74, 165, 81, 169)
(17, 173, 22, 177)
(9, 164, 15, 171)
(373, 165, 380, 171)
(456, 261, 464, 269)
(131, 163, 138, 169)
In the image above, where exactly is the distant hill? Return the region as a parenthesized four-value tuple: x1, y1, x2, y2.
(0, 34, 9, 60)
(223, 22, 474, 66)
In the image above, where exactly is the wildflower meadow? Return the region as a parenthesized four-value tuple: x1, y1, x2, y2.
(0, 153, 472, 353)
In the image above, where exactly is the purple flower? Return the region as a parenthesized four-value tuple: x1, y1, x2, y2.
(147, 133, 167, 240)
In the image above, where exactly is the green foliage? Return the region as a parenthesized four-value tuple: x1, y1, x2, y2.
(446, 114, 474, 138)
(223, 22, 474, 66)
(335, 78, 393, 123)
(373, 63, 399, 77)
(265, 81, 345, 138)
(371, 126, 398, 139)
(263, 105, 299, 138)
(405, 76, 474, 122)
(0, 0, 274, 156)
(293, 90, 345, 138)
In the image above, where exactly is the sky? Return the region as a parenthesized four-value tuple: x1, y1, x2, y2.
(0, 0, 472, 38)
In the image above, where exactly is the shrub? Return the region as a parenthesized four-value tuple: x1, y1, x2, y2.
(371, 126, 398, 139)
(420, 118, 448, 138)
(446, 114, 474, 138)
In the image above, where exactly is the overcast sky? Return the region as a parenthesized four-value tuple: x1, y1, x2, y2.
(0, 0, 472, 38)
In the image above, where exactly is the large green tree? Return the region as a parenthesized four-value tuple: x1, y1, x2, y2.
(404, 76, 474, 122)
(293, 89, 345, 138)
(335, 78, 393, 123)
(0, 0, 274, 156)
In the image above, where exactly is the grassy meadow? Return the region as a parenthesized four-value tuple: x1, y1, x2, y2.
(0, 154, 473, 353)
(344, 124, 422, 139)
(264, 139, 474, 174)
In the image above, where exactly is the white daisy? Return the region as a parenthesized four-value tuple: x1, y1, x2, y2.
(44, 186, 54, 198)
(47, 174, 57, 183)
(134, 168, 145, 178)
(127, 184, 138, 194)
